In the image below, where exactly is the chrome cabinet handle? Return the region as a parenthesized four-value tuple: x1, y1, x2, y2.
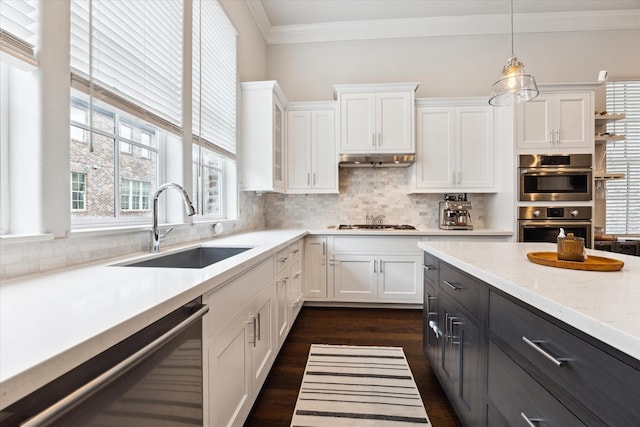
(256, 312, 261, 341)
(279, 257, 288, 263)
(426, 295, 437, 318)
(520, 412, 543, 427)
(443, 280, 460, 291)
(379, 259, 384, 273)
(378, 133, 382, 146)
(313, 173, 316, 185)
(549, 130, 553, 144)
(22, 304, 209, 427)
(450, 320, 462, 346)
(522, 336, 567, 367)
(322, 241, 325, 256)
(555, 129, 560, 144)
(423, 265, 435, 271)
(372, 133, 376, 147)
(307, 173, 310, 185)
(373, 259, 377, 273)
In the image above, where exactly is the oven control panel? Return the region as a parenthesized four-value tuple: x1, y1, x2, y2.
(519, 206, 592, 220)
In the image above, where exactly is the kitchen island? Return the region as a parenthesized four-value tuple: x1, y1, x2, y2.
(419, 241, 640, 426)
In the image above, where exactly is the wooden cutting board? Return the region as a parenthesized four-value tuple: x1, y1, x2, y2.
(527, 252, 624, 271)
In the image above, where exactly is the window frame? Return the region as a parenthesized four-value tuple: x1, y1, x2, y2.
(605, 80, 640, 235)
(71, 171, 87, 211)
(70, 92, 164, 229)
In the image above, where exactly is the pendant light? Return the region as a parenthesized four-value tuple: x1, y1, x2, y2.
(489, 0, 538, 106)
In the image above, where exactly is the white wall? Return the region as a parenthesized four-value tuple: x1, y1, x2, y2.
(267, 29, 640, 101)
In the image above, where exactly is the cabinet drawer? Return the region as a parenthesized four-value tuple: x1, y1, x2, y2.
(276, 247, 290, 273)
(423, 252, 437, 284)
(333, 236, 419, 254)
(205, 256, 274, 336)
(438, 262, 485, 320)
(289, 240, 301, 259)
(488, 342, 585, 427)
(490, 291, 640, 426)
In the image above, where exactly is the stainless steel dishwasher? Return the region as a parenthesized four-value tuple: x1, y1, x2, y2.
(0, 297, 208, 426)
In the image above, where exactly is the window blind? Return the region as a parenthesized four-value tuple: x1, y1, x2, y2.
(605, 81, 640, 235)
(193, 0, 237, 156)
(0, 0, 38, 65)
(70, 0, 183, 133)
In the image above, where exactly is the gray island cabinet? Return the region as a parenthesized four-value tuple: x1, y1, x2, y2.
(419, 241, 640, 427)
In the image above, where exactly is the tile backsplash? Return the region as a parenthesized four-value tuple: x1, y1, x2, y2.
(0, 191, 267, 280)
(264, 168, 485, 230)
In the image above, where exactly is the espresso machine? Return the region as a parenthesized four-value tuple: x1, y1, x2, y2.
(439, 194, 473, 230)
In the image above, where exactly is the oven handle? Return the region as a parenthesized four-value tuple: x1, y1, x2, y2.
(520, 220, 592, 227)
(520, 168, 592, 175)
(21, 304, 209, 427)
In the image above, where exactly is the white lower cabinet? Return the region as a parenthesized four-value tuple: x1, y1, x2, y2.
(333, 254, 422, 302)
(304, 235, 423, 304)
(206, 280, 275, 427)
(304, 236, 328, 299)
(203, 238, 303, 427)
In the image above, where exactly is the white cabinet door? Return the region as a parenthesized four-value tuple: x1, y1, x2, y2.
(208, 308, 252, 427)
(241, 81, 287, 193)
(311, 109, 337, 190)
(378, 255, 423, 301)
(457, 106, 495, 189)
(338, 87, 415, 154)
(517, 92, 592, 152)
(286, 110, 312, 191)
(304, 237, 328, 299)
(415, 106, 456, 189)
(340, 92, 376, 152)
(288, 257, 303, 323)
(275, 272, 289, 348)
(333, 254, 377, 301)
(250, 283, 275, 393)
(287, 107, 337, 193)
(413, 102, 495, 192)
(377, 91, 413, 152)
(273, 97, 285, 190)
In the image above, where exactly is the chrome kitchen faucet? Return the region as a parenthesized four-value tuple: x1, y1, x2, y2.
(151, 183, 197, 252)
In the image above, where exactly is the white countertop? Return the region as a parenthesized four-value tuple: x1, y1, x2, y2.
(418, 241, 640, 361)
(0, 227, 513, 409)
(0, 229, 306, 409)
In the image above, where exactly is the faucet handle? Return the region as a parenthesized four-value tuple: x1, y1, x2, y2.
(160, 227, 175, 242)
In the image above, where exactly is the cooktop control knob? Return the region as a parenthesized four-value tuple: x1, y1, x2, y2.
(571, 209, 579, 217)
(533, 210, 541, 217)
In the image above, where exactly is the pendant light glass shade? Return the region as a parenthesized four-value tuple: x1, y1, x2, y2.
(489, 0, 539, 107)
(489, 55, 538, 106)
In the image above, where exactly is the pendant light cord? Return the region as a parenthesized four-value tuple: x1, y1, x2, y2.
(510, 0, 514, 57)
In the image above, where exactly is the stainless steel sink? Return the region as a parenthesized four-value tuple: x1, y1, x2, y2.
(119, 247, 252, 269)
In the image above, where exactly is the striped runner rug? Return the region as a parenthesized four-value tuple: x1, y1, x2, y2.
(290, 344, 431, 426)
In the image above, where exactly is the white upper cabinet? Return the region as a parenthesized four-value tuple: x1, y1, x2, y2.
(412, 99, 495, 193)
(516, 92, 593, 153)
(334, 83, 419, 154)
(241, 81, 287, 193)
(286, 102, 338, 193)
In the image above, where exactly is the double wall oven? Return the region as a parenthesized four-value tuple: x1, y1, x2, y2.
(518, 154, 593, 248)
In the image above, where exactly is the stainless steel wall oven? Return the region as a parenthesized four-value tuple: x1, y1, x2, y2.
(519, 154, 592, 202)
(518, 206, 592, 248)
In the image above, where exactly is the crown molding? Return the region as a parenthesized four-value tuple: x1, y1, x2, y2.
(244, 5, 640, 45)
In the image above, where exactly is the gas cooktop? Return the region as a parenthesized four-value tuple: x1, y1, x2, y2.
(338, 224, 417, 230)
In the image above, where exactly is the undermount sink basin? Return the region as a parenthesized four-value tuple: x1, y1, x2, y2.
(119, 247, 252, 269)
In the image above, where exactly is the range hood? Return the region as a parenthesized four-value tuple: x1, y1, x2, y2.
(339, 154, 415, 168)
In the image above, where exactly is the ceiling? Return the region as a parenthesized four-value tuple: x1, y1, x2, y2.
(244, 0, 640, 44)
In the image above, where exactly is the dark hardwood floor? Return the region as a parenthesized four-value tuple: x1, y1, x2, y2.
(244, 306, 462, 427)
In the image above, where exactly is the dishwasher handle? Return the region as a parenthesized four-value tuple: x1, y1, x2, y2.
(22, 303, 209, 427)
